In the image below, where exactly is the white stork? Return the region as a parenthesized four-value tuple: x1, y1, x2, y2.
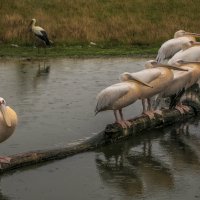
(30, 18, 52, 53)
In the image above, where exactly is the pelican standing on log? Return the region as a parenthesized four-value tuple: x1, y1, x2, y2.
(29, 18, 52, 54)
(168, 41, 200, 65)
(172, 60, 200, 93)
(120, 60, 188, 118)
(156, 30, 200, 62)
(154, 61, 194, 113)
(95, 77, 153, 128)
(0, 97, 18, 164)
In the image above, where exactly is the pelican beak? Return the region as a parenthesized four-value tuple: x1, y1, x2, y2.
(185, 32, 200, 37)
(0, 104, 11, 127)
(154, 63, 188, 71)
(178, 60, 200, 65)
(191, 41, 200, 46)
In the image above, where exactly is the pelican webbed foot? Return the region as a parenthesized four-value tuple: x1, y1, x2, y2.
(153, 110, 163, 116)
(0, 156, 11, 166)
(174, 104, 190, 114)
(143, 111, 155, 120)
(115, 120, 131, 128)
(180, 104, 190, 112)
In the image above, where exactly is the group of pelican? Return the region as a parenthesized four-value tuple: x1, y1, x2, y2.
(1, 24, 200, 165)
(95, 30, 200, 128)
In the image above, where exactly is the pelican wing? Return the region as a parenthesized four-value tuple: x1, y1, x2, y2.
(120, 69, 161, 84)
(161, 70, 192, 97)
(129, 68, 161, 83)
(168, 46, 200, 65)
(95, 83, 130, 113)
(156, 37, 192, 62)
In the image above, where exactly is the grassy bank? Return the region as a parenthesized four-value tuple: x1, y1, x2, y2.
(0, 44, 158, 58)
(1, 0, 200, 47)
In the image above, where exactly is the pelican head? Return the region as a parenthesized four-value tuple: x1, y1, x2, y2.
(174, 59, 185, 65)
(145, 60, 188, 71)
(144, 60, 158, 69)
(0, 98, 6, 107)
(181, 40, 194, 50)
(0, 97, 11, 127)
(174, 30, 200, 38)
(181, 40, 200, 50)
(175, 59, 200, 66)
(119, 72, 132, 81)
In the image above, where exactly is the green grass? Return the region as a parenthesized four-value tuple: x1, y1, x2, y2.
(0, 44, 158, 58)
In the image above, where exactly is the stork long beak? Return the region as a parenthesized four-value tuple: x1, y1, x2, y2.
(185, 32, 200, 37)
(154, 63, 188, 71)
(129, 76, 153, 88)
(0, 104, 11, 127)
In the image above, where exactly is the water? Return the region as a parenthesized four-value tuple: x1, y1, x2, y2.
(0, 58, 200, 200)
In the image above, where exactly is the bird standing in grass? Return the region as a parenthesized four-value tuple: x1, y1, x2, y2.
(29, 18, 52, 54)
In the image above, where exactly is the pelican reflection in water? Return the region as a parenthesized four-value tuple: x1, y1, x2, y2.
(96, 130, 174, 198)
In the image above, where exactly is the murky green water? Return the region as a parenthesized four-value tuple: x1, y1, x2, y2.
(0, 58, 200, 200)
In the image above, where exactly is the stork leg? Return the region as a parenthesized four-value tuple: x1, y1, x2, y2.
(44, 46, 47, 55)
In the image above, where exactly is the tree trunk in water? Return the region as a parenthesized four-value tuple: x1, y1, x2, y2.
(0, 84, 200, 174)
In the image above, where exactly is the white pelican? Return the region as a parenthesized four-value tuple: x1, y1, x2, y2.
(30, 18, 52, 53)
(95, 77, 153, 128)
(121, 60, 188, 118)
(154, 62, 194, 113)
(168, 41, 200, 65)
(156, 30, 200, 62)
(0, 97, 18, 164)
(174, 60, 200, 88)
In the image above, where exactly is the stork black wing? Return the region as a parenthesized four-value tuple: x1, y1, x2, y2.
(35, 31, 50, 45)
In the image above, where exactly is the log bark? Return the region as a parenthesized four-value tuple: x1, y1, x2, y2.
(0, 85, 200, 174)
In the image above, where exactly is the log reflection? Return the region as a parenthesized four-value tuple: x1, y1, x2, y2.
(96, 82, 200, 198)
(95, 130, 174, 197)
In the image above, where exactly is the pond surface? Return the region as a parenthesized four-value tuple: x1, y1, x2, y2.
(0, 58, 200, 200)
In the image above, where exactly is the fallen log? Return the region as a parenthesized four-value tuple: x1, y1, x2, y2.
(0, 85, 200, 174)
